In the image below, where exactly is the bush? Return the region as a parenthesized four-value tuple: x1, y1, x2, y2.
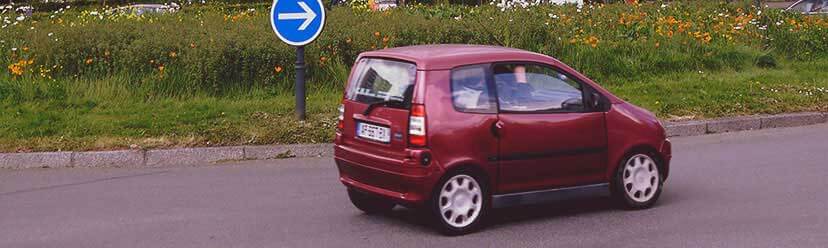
(2, 1, 827, 98)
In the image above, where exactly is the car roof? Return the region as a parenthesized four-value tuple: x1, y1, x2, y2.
(358, 44, 556, 70)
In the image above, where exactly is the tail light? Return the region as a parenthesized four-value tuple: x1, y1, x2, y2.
(409, 104, 426, 147)
(336, 103, 345, 130)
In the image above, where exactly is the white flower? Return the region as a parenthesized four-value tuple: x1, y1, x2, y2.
(454, 15, 462, 20)
(660, 3, 668, 8)
(48, 32, 54, 36)
(11, 47, 17, 51)
(16, 15, 24, 21)
(90, 11, 99, 16)
(548, 13, 558, 19)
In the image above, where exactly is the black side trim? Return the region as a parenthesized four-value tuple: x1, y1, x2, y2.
(495, 146, 607, 161)
(491, 183, 610, 208)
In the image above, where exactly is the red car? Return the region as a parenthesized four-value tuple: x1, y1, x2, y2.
(334, 45, 671, 235)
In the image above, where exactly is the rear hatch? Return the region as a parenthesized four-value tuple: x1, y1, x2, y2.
(339, 58, 417, 165)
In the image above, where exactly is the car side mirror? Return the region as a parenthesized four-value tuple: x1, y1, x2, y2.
(589, 92, 603, 110)
(562, 98, 583, 111)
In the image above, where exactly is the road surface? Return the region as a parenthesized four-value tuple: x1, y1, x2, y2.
(2, 124, 828, 247)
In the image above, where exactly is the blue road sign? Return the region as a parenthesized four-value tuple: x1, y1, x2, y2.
(270, 0, 326, 46)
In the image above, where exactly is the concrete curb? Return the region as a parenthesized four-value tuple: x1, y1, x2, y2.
(1, 112, 826, 169)
(664, 112, 827, 138)
(0, 144, 334, 169)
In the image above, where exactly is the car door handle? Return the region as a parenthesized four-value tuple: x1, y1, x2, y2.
(491, 121, 503, 138)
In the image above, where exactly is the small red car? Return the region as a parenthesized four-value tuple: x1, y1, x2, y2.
(334, 45, 671, 235)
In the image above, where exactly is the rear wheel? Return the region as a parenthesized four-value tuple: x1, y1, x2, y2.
(612, 153, 663, 209)
(431, 171, 488, 235)
(347, 188, 395, 214)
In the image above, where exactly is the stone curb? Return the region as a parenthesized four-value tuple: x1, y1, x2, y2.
(1, 112, 826, 169)
(665, 112, 827, 138)
(0, 144, 334, 170)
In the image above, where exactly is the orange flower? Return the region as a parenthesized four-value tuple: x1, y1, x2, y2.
(320, 56, 328, 63)
(373, 31, 380, 37)
(190, 43, 197, 48)
(158, 65, 165, 78)
(584, 36, 599, 48)
(382, 36, 389, 43)
(169, 51, 177, 58)
(8, 61, 24, 76)
(22, 47, 29, 52)
(274, 65, 283, 73)
(85, 58, 93, 65)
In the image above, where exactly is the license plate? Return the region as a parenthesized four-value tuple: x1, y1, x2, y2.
(356, 122, 391, 143)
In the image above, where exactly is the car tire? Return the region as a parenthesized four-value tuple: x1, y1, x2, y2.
(612, 152, 664, 209)
(431, 170, 489, 236)
(347, 188, 395, 214)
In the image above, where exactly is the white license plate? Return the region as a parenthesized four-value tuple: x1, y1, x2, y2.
(357, 122, 391, 143)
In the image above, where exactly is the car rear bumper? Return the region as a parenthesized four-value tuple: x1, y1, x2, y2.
(334, 144, 439, 206)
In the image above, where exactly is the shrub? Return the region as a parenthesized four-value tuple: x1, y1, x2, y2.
(1, 1, 826, 98)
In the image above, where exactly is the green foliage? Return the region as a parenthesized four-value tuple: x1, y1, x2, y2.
(756, 53, 777, 68)
(3, 2, 827, 95)
(1, 1, 827, 152)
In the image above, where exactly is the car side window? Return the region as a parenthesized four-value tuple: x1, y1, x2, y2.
(493, 63, 584, 113)
(450, 64, 496, 113)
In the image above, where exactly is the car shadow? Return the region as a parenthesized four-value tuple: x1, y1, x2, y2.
(357, 192, 680, 235)
(353, 197, 615, 235)
(487, 196, 618, 229)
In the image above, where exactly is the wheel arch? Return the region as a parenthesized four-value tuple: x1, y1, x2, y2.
(611, 144, 669, 181)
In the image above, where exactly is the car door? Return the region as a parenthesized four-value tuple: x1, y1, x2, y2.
(427, 64, 500, 187)
(493, 63, 608, 193)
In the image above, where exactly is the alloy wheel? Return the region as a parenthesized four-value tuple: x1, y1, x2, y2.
(438, 174, 483, 228)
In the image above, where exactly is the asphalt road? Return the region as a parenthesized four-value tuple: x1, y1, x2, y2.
(2, 124, 828, 248)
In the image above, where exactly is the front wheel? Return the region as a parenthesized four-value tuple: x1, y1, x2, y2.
(612, 153, 664, 209)
(431, 171, 488, 235)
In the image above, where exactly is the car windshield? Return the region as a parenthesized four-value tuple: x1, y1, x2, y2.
(346, 58, 417, 108)
(789, 0, 828, 13)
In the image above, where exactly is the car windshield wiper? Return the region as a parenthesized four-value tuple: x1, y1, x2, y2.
(363, 99, 405, 115)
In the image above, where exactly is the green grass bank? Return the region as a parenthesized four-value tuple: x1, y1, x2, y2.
(1, 1, 827, 152)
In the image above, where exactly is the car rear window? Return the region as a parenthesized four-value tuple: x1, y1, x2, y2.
(346, 58, 417, 107)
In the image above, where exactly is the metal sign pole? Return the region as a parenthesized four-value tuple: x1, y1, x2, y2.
(295, 45, 306, 120)
(271, 0, 324, 120)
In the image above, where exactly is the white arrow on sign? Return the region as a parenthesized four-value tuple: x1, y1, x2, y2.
(277, 1, 317, 31)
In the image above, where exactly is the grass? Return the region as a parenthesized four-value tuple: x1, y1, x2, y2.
(1, 58, 826, 153)
(608, 59, 828, 119)
(1, 2, 827, 152)
(0, 76, 341, 152)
